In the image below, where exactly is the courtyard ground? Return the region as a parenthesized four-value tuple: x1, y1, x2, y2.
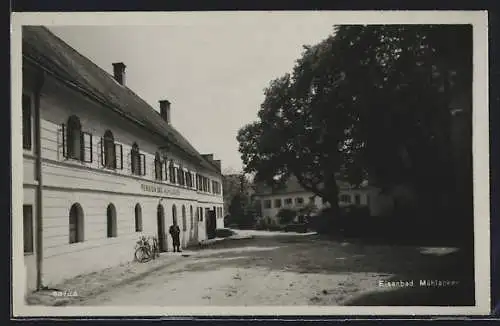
(28, 230, 475, 306)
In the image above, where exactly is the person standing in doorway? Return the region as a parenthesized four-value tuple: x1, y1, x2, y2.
(169, 221, 181, 252)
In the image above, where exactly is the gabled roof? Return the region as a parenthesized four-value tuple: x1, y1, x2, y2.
(22, 26, 220, 174)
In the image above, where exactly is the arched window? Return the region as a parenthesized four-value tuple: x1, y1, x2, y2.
(69, 203, 84, 243)
(103, 130, 116, 169)
(155, 152, 163, 180)
(135, 203, 142, 232)
(182, 205, 187, 231)
(169, 161, 176, 184)
(199, 207, 204, 221)
(172, 204, 177, 225)
(67, 115, 82, 160)
(131, 143, 140, 175)
(177, 167, 185, 186)
(190, 205, 194, 230)
(107, 203, 117, 238)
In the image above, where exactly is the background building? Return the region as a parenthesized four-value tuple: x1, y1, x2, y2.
(252, 176, 378, 224)
(21, 26, 224, 291)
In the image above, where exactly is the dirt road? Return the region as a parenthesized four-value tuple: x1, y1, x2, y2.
(77, 231, 473, 306)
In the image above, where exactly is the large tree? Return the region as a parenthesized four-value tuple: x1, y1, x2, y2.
(238, 25, 472, 220)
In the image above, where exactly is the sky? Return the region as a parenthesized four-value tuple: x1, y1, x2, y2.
(49, 16, 337, 173)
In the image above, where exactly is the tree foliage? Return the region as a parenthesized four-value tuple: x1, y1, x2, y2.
(237, 25, 472, 218)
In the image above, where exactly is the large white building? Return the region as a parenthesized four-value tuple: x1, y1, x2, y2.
(21, 26, 224, 291)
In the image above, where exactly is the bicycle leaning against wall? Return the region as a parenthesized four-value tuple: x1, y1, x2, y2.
(134, 235, 160, 263)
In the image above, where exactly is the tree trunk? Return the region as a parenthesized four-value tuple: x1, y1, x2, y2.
(323, 175, 340, 220)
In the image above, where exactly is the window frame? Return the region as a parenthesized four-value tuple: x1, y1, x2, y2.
(23, 205, 34, 254)
(102, 130, 117, 170)
(69, 203, 84, 244)
(190, 206, 194, 230)
(169, 162, 177, 184)
(182, 205, 187, 231)
(340, 194, 352, 204)
(22, 93, 33, 151)
(66, 115, 83, 161)
(154, 152, 163, 181)
(172, 204, 178, 225)
(135, 203, 143, 232)
(106, 203, 118, 238)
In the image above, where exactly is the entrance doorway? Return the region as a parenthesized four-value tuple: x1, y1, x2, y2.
(206, 208, 217, 239)
(157, 204, 167, 252)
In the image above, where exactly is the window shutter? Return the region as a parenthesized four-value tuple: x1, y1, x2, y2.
(130, 150, 135, 175)
(161, 160, 164, 180)
(152, 158, 158, 180)
(89, 133, 93, 163)
(61, 124, 67, 158)
(154, 158, 157, 179)
(127, 151, 132, 174)
(100, 137, 105, 166)
(115, 144, 123, 170)
(163, 161, 168, 181)
(140, 153, 146, 176)
(81, 131, 93, 163)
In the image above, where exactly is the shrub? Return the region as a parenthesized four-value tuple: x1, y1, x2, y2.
(268, 224, 283, 231)
(277, 208, 297, 225)
(284, 223, 308, 233)
(309, 207, 339, 234)
(255, 216, 268, 230)
(215, 228, 236, 238)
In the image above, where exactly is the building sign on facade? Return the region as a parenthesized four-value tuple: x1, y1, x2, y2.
(140, 184, 181, 196)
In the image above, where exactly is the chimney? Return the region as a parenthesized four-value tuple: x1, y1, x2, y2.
(202, 154, 214, 162)
(159, 100, 171, 124)
(112, 62, 126, 85)
(213, 160, 222, 171)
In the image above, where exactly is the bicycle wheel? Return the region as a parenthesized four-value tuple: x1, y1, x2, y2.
(135, 246, 151, 263)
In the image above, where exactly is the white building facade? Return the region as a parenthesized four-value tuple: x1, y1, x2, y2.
(21, 27, 224, 291)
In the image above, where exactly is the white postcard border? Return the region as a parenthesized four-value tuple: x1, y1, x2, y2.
(10, 10, 490, 317)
